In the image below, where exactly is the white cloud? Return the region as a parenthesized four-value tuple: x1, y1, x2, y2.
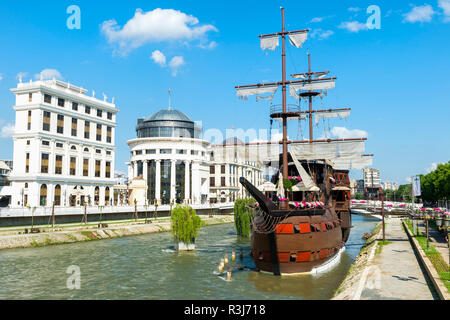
(35, 69, 63, 81)
(310, 28, 334, 40)
(438, 0, 450, 21)
(330, 127, 369, 139)
(0, 74, 3, 81)
(150, 50, 167, 67)
(198, 41, 217, 50)
(425, 162, 444, 173)
(403, 4, 435, 23)
(348, 7, 361, 12)
(339, 21, 369, 32)
(310, 17, 324, 23)
(16, 72, 28, 81)
(168, 56, 185, 76)
(0, 124, 15, 138)
(101, 8, 218, 55)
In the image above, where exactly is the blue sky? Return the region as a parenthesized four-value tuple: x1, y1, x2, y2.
(0, 0, 449, 184)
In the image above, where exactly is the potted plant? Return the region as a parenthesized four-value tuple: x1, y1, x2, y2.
(170, 205, 205, 251)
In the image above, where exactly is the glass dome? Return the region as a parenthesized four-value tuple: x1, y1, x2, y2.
(136, 108, 201, 139)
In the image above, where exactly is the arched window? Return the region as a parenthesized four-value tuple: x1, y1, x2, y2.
(84, 148, 89, 152)
(40, 184, 47, 206)
(54, 185, 61, 206)
(94, 186, 100, 206)
(71, 146, 77, 151)
(105, 187, 110, 206)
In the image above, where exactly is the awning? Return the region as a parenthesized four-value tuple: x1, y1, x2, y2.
(332, 186, 351, 191)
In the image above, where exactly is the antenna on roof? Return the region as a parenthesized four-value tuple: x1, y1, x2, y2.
(168, 89, 172, 110)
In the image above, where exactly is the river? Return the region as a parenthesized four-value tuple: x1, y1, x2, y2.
(0, 214, 379, 300)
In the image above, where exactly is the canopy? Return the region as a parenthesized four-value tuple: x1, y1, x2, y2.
(258, 181, 277, 192)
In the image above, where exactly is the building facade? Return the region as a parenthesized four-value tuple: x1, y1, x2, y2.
(209, 138, 263, 203)
(363, 168, 381, 188)
(9, 79, 118, 208)
(127, 108, 210, 205)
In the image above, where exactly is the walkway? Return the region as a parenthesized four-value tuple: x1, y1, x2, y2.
(417, 221, 449, 266)
(358, 217, 438, 300)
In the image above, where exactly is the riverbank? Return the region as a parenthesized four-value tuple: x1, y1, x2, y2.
(333, 217, 439, 300)
(0, 215, 234, 250)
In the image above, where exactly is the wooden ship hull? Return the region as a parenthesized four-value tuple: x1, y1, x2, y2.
(240, 158, 353, 275)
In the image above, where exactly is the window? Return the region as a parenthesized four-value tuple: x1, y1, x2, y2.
(210, 177, 215, 187)
(83, 148, 89, 152)
(160, 149, 172, 154)
(71, 118, 77, 137)
(135, 150, 142, 155)
(96, 124, 102, 142)
(42, 140, 50, 146)
(55, 155, 63, 175)
(107, 112, 112, 120)
(210, 166, 215, 174)
(72, 102, 78, 111)
(26, 140, 30, 145)
(54, 185, 61, 206)
(95, 160, 101, 177)
(28, 93, 33, 102)
(176, 150, 187, 155)
(41, 153, 49, 173)
(70, 157, 76, 176)
(146, 149, 156, 154)
(83, 159, 89, 177)
(191, 150, 199, 155)
(57, 115, 64, 134)
(25, 153, 30, 173)
(221, 165, 225, 174)
(97, 109, 102, 117)
(106, 126, 112, 143)
(105, 161, 111, 178)
(27, 111, 32, 130)
(106, 150, 112, 155)
(43, 111, 51, 131)
(84, 121, 90, 139)
(44, 94, 51, 104)
(57, 98, 65, 107)
(40, 185, 47, 206)
(221, 177, 226, 187)
(71, 146, 77, 151)
(96, 149, 102, 154)
(85, 106, 91, 114)
(56, 143, 63, 148)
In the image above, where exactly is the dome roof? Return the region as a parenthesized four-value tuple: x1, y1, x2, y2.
(222, 137, 244, 145)
(146, 108, 192, 122)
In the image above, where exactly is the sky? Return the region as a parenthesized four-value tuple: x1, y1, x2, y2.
(0, 0, 449, 185)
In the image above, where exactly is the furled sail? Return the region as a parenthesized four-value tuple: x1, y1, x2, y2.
(237, 85, 279, 100)
(290, 141, 366, 160)
(290, 80, 335, 93)
(288, 31, 308, 48)
(314, 110, 351, 125)
(272, 113, 307, 124)
(260, 35, 279, 51)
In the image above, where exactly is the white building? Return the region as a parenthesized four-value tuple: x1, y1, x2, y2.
(9, 79, 119, 208)
(363, 168, 381, 188)
(127, 108, 210, 205)
(209, 138, 263, 203)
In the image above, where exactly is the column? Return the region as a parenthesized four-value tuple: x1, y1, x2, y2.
(127, 162, 133, 180)
(133, 161, 138, 178)
(170, 160, 176, 203)
(184, 161, 190, 204)
(155, 160, 161, 203)
(143, 160, 148, 182)
(192, 161, 200, 204)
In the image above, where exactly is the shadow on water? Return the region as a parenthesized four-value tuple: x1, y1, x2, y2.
(0, 214, 378, 300)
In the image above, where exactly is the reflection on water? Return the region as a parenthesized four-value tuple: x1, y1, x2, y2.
(0, 214, 379, 300)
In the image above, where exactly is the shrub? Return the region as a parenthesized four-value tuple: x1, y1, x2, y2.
(234, 198, 256, 238)
(170, 205, 205, 244)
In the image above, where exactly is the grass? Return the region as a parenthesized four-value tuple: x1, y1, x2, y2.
(375, 240, 391, 255)
(403, 219, 450, 292)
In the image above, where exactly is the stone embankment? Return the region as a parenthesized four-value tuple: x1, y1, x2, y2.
(0, 215, 234, 250)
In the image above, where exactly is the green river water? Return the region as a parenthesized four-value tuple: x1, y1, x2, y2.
(0, 214, 379, 300)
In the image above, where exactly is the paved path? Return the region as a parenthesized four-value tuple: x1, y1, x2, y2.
(359, 218, 438, 300)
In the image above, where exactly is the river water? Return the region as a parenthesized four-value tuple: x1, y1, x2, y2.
(0, 214, 379, 300)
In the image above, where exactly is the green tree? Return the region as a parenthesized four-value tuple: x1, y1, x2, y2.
(234, 198, 255, 238)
